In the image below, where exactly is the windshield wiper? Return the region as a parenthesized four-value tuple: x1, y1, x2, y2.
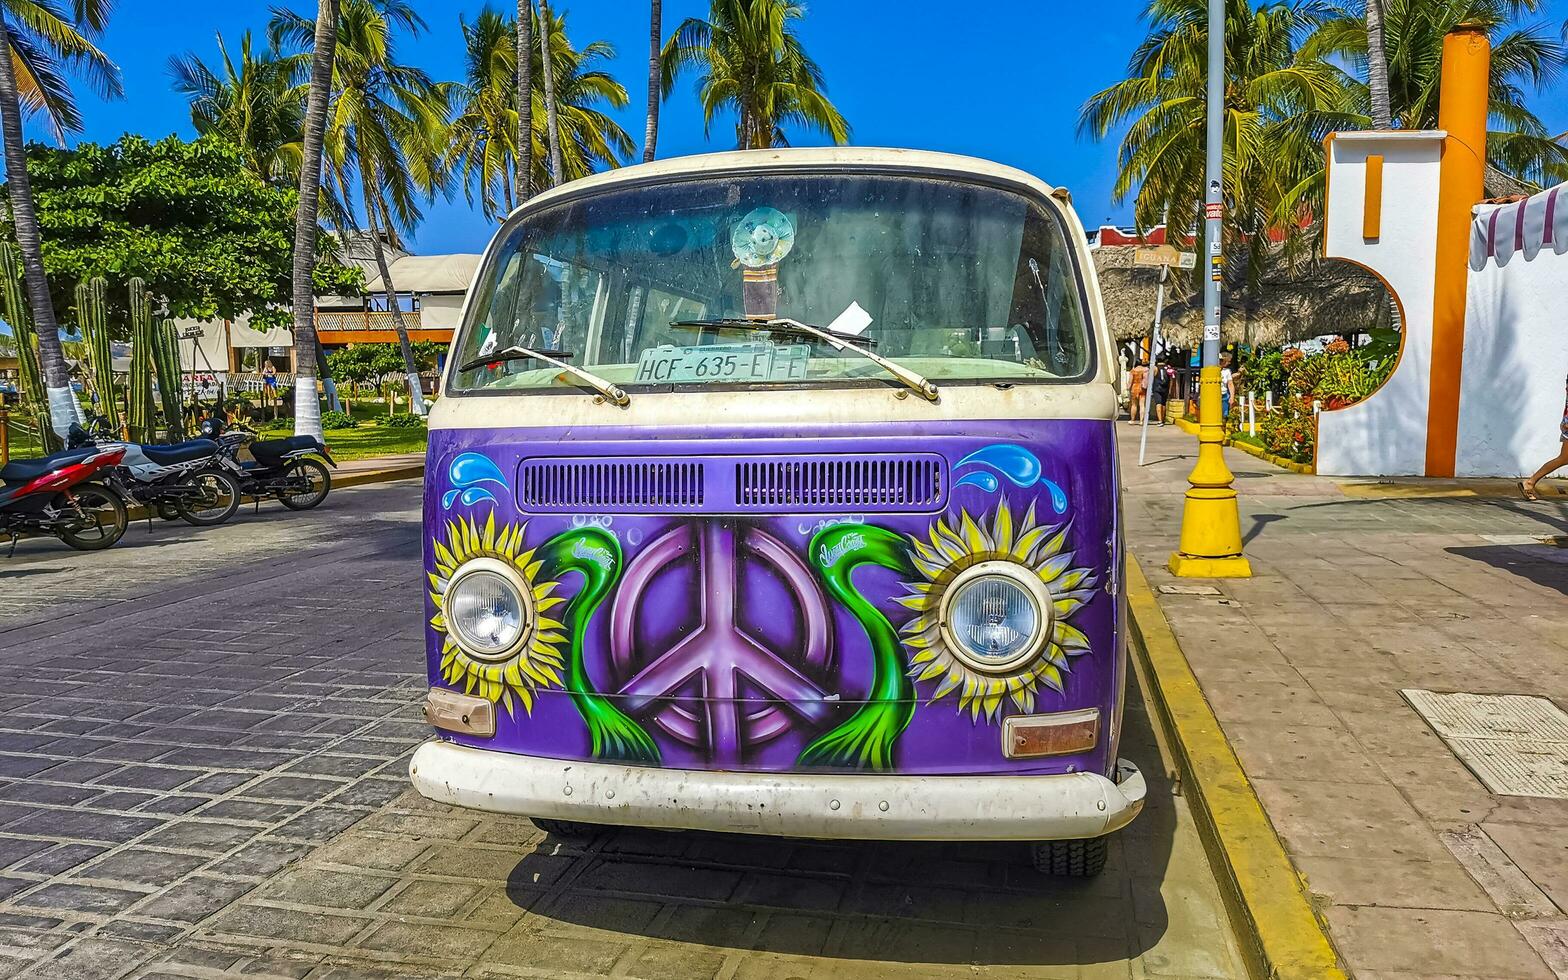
(457, 346, 629, 407)
(669, 318, 940, 402)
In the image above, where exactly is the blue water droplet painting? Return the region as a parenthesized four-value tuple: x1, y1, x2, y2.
(444, 452, 508, 509)
(956, 444, 1042, 488)
(954, 472, 1000, 492)
(953, 442, 1070, 513)
(1041, 478, 1068, 514)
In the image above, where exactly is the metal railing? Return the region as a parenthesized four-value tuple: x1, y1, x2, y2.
(315, 309, 423, 332)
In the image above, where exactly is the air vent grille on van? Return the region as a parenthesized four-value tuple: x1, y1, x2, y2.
(734, 456, 943, 511)
(515, 453, 947, 514)
(517, 459, 705, 511)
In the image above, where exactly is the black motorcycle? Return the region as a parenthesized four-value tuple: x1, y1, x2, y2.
(70, 418, 242, 527)
(201, 417, 336, 511)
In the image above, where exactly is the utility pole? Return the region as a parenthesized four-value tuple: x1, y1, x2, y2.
(1169, 0, 1251, 578)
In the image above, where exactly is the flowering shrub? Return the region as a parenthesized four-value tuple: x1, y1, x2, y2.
(1259, 395, 1317, 462)
(1325, 338, 1351, 355)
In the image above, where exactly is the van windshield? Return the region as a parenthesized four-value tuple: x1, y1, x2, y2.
(450, 171, 1093, 394)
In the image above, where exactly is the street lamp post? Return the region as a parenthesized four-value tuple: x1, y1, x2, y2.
(1169, 0, 1252, 578)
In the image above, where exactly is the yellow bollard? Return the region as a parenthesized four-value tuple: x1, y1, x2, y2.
(1169, 366, 1252, 578)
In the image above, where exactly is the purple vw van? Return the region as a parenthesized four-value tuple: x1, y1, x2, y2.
(410, 149, 1143, 875)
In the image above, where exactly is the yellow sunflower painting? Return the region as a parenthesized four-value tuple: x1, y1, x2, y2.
(429, 514, 568, 715)
(896, 498, 1098, 722)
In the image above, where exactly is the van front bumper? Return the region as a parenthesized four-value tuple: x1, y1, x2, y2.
(409, 740, 1146, 841)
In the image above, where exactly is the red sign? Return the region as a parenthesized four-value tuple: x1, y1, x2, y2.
(1205, 202, 1224, 220)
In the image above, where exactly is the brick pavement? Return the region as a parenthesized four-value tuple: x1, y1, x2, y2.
(0, 479, 1248, 979)
(1123, 424, 1568, 979)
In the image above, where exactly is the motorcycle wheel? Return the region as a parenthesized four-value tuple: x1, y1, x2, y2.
(56, 484, 128, 551)
(278, 458, 332, 511)
(176, 470, 242, 526)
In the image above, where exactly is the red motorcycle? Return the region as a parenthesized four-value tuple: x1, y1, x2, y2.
(1, 445, 130, 554)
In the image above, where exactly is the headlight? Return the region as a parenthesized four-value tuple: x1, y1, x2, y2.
(940, 561, 1054, 674)
(446, 558, 531, 661)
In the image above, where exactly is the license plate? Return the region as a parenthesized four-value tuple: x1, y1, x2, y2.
(633, 342, 810, 384)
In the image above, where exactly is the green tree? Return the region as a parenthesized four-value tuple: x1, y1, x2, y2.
(1315, 0, 1568, 184)
(0, 0, 121, 436)
(450, 5, 632, 218)
(538, 0, 564, 186)
(645, 0, 662, 162)
(286, 0, 341, 439)
(9, 135, 362, 335)
(326, 342, 378, 414)
(516, 0, 533, 201)
(1079, 0, 1357, 268)
(273, 0, 450, 417)
(662, 0, 849, 149)
(1365, 0, 1393, 127)
(169, 32, 305, 184)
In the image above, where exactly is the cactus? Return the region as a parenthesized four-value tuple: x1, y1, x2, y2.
(0, 244, 57, 451)
(76, 277, 121, 436)
(127, 278, 158, 443)
(153, 318, 185, 440)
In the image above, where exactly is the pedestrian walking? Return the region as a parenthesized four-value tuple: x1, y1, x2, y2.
(1129, 358, 1149, 424)
(1150, 355, 1174, 426)
(1521, 372, 1568, 501)
(1220, 352, 1236, 427)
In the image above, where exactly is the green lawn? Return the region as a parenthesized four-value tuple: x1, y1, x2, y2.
(3, 398, 429, 465)
(315, 424, 428, 461)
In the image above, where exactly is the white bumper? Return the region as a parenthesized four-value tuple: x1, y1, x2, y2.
(409, 741, 1146, 841)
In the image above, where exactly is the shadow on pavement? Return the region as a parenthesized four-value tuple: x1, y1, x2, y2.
(504, 670, 1180, 968)
(1446, 544, 1568, 596)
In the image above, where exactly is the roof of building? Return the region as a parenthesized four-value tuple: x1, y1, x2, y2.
(365, 253, 483, 295)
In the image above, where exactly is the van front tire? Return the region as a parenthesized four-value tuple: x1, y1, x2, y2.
(1032, 837, 1109, 877)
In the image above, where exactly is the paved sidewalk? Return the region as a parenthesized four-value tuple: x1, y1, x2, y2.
(1122, 424, 1568, 979)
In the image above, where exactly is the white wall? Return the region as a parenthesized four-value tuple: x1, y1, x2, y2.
(1316, 132, 1446, 477)
(1456, 186, 1568, 477)
(419, 292, 466, 330)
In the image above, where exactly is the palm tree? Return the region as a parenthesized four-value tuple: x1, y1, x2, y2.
(450, 6, 632, 217)
(274, 0, 449, 417)
(1365, 0, 1393, 127)
(644, 0, 661, 162)
(1080, 0, 1357, 269)
(1315, 0, 1568, 184)
(0, 1, 121, 437)
(516, 0, 533, 201)
(170, 33, 305, 183)
(285, 0, 340, 440)
(537, 0, 564, 186)
(662, 0, 849, 149)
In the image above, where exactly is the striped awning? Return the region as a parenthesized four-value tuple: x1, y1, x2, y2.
(1471, 183, 1566, 269)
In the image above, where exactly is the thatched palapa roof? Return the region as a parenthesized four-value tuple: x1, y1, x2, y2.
(1092, 245, 1391, 349)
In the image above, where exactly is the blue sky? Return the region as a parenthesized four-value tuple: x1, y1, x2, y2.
(11, 0, 1568, 255)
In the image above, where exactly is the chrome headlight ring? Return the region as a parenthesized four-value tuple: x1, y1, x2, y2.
(937, 560, 1056, 676)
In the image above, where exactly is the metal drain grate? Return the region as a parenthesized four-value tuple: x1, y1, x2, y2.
(1402, 690, 1568, 799)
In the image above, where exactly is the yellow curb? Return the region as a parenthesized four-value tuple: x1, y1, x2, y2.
(1171, 416, 1316, 475)
(334, 462, 425, 489)
(1126, 556, 1348, 980)
(1229, 436, 1316, 475)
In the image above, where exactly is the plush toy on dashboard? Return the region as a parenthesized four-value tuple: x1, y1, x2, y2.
(731, 206, 795, 320)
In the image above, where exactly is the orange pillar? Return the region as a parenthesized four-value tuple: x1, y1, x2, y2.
(1425, 25, 1490, 477)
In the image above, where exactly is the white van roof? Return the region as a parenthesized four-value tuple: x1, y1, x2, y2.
(510, 147, 1062, 218)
